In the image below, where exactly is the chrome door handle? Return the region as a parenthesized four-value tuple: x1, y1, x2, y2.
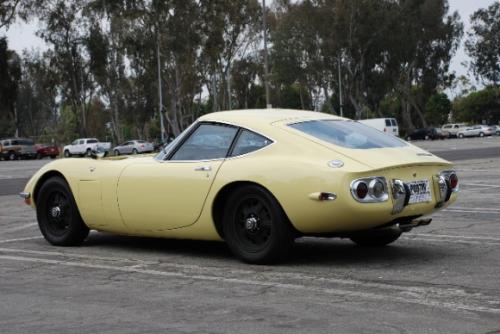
(194, 166, 212, 172)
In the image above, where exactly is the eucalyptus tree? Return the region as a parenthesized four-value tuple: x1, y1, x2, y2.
(15, 50, 59, 138)
(0, 37, 21, 137)
(466, 2, 500, 87)
(36, 0, 96, 137)
(200, 0, 262, 112)
(384, 0, 462, 130)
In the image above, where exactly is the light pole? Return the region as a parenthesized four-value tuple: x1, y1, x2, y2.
(262, 0, 271, 109)
(157, 31, 166, 143)
(338, 55, 343, 118)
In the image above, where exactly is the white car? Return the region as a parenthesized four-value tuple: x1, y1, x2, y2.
(63, 138, 112, 157)
(113, 140, 154, 155)
(442, 123, 467, 137)
(359, 118, 399, 136)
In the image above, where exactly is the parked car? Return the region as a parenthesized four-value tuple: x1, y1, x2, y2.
(477, 125, 495, 136)
(21, 109, 458, 264)
(35, 144, 60, 159)
(406, 128, 447, 141)
(0, 138, 37, 160)
(113, 140, 154, 155)
(490, 125, 500, 135)
(442, 123, 467, 138)
(457, 125, 494, 138)
(359, 118, 399, 136)
(63, 138, 112, 157)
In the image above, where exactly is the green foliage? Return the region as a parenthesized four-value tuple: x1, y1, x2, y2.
(465, 2, 500, 86)
(425, 93, 451, 126)
(453, 86, 500, 124)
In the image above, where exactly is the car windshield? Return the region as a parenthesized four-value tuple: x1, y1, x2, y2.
(289, 120, 407, 149)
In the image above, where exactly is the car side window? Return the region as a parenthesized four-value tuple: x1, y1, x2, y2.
(391, 119, 397, 126)
(170, 123, 238, 161)
(230, 130, 272, 157)
(79, 140, 85, 145)
(385, 119, 391, 127)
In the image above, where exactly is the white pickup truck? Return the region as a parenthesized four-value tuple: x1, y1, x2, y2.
(63, 138, 112, 157)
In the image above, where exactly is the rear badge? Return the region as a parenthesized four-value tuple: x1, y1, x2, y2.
(328, 160, 344, 168)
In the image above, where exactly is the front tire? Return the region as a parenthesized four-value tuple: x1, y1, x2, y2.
(114, 149, 120, 156)
(222, 185, 293, 264)
(36, 177, 89, 246)
(350, 228, 402, 247)
(64, 150, 71, 158)
(132, 148, 138, 155)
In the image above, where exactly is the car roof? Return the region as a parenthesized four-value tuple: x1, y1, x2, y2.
(199, 109, 344, 128)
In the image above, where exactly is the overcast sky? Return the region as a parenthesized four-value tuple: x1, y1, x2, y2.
(1, 0, 496, 96)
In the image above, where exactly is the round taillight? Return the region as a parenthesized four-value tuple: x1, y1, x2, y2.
(356, 182, 368, 199)
(449, 173, 458, 189)
(371, 179, 386, 198)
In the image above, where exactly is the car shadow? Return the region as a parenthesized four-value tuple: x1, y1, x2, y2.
(82, 232, 449, 266)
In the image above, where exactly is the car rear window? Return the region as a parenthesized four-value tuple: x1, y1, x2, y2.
(289, 120, 406, 149)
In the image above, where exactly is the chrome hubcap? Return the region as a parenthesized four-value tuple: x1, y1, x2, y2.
(245, 216, 259, 231)
(50, 206, 62, 218)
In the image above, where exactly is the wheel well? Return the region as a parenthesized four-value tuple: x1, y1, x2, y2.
(211, 181, 298, 239)
(33, 171, 67, 205)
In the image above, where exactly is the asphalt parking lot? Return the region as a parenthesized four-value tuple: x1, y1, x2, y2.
(0, 137, 499, 333)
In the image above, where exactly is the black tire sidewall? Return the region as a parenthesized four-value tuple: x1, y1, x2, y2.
(222, 185, 292, 264)
(36, 177, 89, 246)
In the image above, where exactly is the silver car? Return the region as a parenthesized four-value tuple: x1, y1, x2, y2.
(457, 125, 494, 138)
(113, 140, 154, 155)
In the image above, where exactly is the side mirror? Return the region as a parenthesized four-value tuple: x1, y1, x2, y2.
(91, 145, 107, 159)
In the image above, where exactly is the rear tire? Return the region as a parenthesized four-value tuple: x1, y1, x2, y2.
(132, 148, 138, 155)
(114, 149, 120, 156)
(8, 151, 16, 161)
(36, 177, 89, 246)
(222, 185, 293, 264)
(86, 148, 92, 157)
(350, 228, 402, 247)
(479, 132, 484, 137)
(458, 133, 464, 138)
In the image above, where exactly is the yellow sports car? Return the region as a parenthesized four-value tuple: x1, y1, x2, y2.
(20, 109, 458, 263)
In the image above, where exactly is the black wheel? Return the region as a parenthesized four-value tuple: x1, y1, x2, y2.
(36, 153, 43, 159)
(64, 150, 71, 158)
(458, 133, 464, 138)
(132, 148, 138, 155)
(222, 185, 293, 264)
(86, 148, 92, 157)
(8, 151, 16, 161)
(350, 228, 402, 247)
(36, 177, 89, 246)
(50, 155, 57, 159)
(114, 149, 120, 156)
(479, 132, 484, 137)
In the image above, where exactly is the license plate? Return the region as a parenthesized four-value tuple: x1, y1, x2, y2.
(407, 180, 432, 204)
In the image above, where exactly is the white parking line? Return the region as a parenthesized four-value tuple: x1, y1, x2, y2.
(0, 223, 37, 234)
(409, 233, 500, 242)
(442, 209, 500, 214)
(462, 183, 500, 188)
(0, 252, 498, 314)
(0, 236, 43, 244)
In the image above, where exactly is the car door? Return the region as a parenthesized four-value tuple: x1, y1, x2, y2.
(117, 122, 238, 231)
